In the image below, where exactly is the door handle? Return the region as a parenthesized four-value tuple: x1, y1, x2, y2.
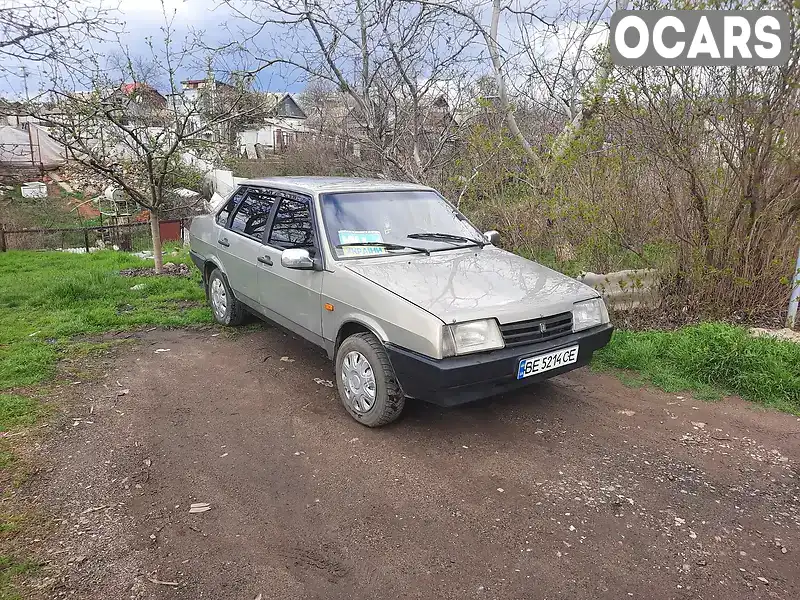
(217, 238, 230, 247)
(257, 255, 273, 266)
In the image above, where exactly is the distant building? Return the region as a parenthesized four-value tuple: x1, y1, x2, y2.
(236, 92, 309, 157)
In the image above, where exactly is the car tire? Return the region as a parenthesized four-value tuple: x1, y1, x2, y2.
(207, 268, 246, 326)
(335, 332, 405, 427)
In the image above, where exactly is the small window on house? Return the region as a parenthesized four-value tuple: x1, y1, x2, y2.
(229, 188, 276, 239)
(216, 188, 246, 226)
(268, 197, 314, 249)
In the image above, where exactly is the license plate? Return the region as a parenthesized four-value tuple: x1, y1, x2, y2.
(517, 345, 579, 379)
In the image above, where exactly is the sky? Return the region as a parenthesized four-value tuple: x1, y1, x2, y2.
(0, 0, 302, 96)
(113, 0, 306, 92)
(1, 0, 612, 99)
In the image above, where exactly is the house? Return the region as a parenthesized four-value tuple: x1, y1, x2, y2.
(302, 87, 468, 160)
(180, 78, 235, 104)
(167, 78, 242, 141)
(236, 92, 309, 157)
(111, 83, 167, 126)
(118, 83, 167, 108)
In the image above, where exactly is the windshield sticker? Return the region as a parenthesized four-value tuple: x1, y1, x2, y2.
(338, 230, 387, 256)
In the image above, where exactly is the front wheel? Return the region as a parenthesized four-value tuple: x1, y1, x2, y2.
(335, 332, 405, 427)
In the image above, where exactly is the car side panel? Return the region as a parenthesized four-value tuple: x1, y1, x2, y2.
(189, 215, 228, 277)
(258, 243, 324, 337)
(321, 265, 445, 359)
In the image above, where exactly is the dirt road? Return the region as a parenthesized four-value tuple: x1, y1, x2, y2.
(25, 327, 800, 599)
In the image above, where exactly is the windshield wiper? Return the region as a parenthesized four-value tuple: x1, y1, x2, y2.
(336, 242, 430, 256)
(407, 232, 485, 248)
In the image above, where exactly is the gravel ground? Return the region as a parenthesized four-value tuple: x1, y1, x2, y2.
(14, 327, 800, 600)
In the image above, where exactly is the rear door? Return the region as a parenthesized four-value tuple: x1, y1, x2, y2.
(220, 187, 277, 305)
(258, 191, 324, 339)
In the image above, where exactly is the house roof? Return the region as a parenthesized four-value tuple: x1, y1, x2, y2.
(120, 82, 161, 95)
(118, 83, 167, 105)
(260, 92, 307, 119)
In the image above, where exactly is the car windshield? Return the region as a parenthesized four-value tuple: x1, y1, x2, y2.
(321, 190, 484, 258)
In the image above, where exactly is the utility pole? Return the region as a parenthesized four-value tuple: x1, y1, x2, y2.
(788, 244, 800, 330)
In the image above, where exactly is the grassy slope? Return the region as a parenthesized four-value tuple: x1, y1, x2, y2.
(594, 322, 800, 414)
(0, 249, 211, 597)
(0, 249, 211, 392)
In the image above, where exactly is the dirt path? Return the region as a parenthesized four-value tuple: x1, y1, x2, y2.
(25, 327, 800, 600)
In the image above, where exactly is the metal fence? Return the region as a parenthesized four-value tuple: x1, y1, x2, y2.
(0, 219, 187, 253)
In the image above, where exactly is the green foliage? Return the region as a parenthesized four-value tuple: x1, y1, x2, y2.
(0, 188, 86, 231)
(0, 515, 21, 535)
(164, 163, 204, 196)
(594, 323, 800, 413)
(0, 250, 212, 391)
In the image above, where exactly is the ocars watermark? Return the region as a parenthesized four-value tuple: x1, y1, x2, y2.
(610, 10, 790, 66)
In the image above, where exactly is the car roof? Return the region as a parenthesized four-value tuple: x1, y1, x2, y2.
(239, 176, 435, 195)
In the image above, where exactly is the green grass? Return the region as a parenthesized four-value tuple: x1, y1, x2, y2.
(0, 515, 21, 535)
(0, 396, 40, 432)
(0, 249, 211, 392)
(0, 555, 39, 600)
(1, 187, 85, 231)
(593, 322, 800, 413)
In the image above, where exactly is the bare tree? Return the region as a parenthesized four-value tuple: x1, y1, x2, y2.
(543, 0, 628, 160)
(27, 3, 272, 272)
(224, 0, 484, 182)
(0, 0, 118, 79)
(400, 0, 629, 170)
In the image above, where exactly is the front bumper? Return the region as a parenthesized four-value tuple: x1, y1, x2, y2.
(386, 323, 613, 407)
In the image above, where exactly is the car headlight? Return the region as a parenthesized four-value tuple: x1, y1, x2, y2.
(442, 319, 505, 357)
(572, 297, 609, 332)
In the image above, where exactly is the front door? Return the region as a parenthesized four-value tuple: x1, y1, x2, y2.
(258, 192, 323, 340)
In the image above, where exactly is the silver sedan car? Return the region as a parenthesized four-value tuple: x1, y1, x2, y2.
(189, 177, 612, 426)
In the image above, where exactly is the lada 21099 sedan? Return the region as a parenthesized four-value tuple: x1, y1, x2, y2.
(189, 177, 613, 427)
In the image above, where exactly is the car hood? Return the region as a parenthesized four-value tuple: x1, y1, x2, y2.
(342, 246, 599, 324)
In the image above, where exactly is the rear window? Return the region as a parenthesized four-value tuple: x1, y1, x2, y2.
(216, 188, 246, 226)
(229, 189, 277, 239)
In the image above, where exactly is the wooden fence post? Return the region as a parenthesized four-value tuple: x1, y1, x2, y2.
(84, 229, 90, 254)
(0, 224, 6, 252)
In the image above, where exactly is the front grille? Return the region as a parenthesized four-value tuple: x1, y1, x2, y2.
(499, 312, 573, 347)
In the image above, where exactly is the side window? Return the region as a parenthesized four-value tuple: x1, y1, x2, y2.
(215, 188, 245, 226)
(268, 197, 314, 249)
(229, 188, 276, 239)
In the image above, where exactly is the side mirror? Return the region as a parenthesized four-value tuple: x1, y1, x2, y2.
(483, 230, 500, 245)
(281, 248, 315, 270)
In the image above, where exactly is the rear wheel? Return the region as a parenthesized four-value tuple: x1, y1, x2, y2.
(335, 332, 405, 427)
(207, 268, 246, 326)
